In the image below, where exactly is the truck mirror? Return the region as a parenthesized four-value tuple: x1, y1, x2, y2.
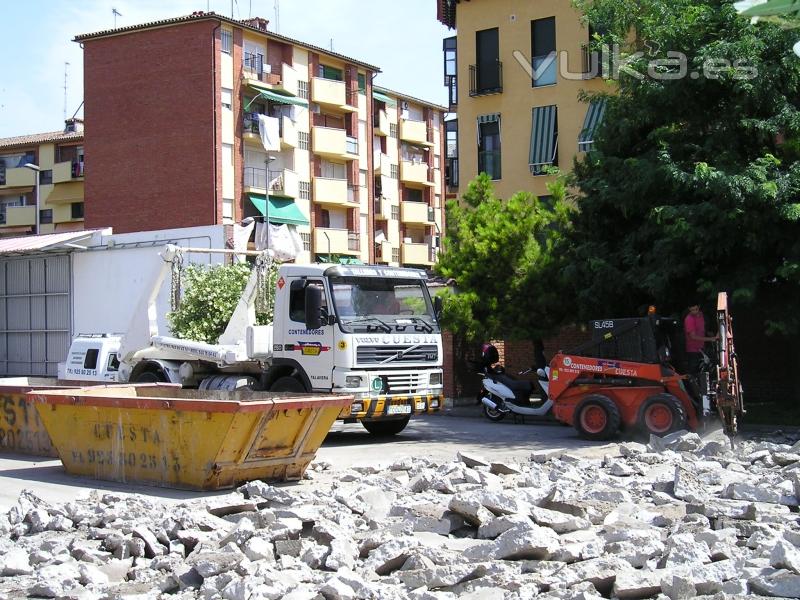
(305, 285, 323, 330)
(433, 295, 443, 319)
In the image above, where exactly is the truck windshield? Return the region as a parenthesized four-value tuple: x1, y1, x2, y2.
(329, 276, 439, 333)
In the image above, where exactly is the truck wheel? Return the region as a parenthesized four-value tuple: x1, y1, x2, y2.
(270, 376, 306, 393)
(130, 369, 167, 383)
(574, 395, 621, 441)
(362, 417, 411, 436)
(638, 394, 686, 436)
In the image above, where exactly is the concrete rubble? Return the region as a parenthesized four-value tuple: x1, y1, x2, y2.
(2, 430, 800, 599)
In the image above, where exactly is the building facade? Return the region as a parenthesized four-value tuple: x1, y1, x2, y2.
(76, 13, 446, 268)
(437, 0, 606, 201)
(0, 120, 85, 237)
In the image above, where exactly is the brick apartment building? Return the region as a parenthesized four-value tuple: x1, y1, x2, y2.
(75, 12, 447, 267)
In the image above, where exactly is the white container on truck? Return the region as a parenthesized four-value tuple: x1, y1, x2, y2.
(60, 245, 443, 435)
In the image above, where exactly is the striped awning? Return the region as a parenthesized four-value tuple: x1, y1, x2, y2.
(578, 99, 607, 152)
(373, 91, 397, 106)
(529, 105, 558, 176)
(477, 113, 500, 124)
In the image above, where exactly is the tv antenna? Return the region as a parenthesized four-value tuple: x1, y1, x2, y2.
(112, 8, 122, 28)
(63, 62, 70, 120)
(274, 0, 280, 33)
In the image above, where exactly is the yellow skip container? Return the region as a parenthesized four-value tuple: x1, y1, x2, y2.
(29, 385, 351, 490)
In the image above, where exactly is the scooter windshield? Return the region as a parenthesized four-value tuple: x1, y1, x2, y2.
(328, 276, 439, 334)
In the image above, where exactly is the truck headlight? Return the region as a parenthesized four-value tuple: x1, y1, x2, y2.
(429, 372, 442, 386)
(351, 401, 364, 413)
(345, 375, 362, 388)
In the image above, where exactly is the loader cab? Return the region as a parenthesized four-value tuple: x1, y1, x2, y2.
(581, 316, 678, 366)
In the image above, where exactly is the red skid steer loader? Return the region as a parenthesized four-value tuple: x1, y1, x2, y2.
(548, 292, 744, 446)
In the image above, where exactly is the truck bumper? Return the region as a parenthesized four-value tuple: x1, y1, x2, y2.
(339, 393, 443, 420)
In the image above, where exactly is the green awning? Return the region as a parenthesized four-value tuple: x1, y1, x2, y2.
(315, 255, 364, 265)
(244, 82, 309, 108)
(529, 105, 558, 176)
(249, 195, 309, 226)
(373, 91, 397, 107)
(578, 99, 607, 152)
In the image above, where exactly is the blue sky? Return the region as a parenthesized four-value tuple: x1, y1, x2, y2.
(0, 0, 451, 138)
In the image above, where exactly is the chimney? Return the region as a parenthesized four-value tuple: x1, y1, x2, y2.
(65, 118, 84, 133)
(242, 17, 269, 31)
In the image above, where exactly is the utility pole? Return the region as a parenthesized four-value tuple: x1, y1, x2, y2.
(63, 62, 69, 121)
(274, 0, 280, 33)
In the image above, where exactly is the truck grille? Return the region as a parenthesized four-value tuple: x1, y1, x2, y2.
(384, 372, 423, 394)
(357, 344, 438, 365)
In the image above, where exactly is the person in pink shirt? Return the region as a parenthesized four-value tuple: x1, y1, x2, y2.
(684, 303, 718, 374)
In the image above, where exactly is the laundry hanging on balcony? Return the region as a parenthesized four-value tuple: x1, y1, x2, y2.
(255, 222, 304, 262)
(257, 114, 281, 151)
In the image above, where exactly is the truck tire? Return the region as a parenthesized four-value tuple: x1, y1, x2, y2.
(130, 369, 167, 383)
(362, 417, 411, 436)
(269, 376, 306, 393)
(637, 393, 686, 436)
(574, 394, 621, 441)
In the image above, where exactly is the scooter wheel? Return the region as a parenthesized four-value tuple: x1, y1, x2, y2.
(483, 403, 508, 422)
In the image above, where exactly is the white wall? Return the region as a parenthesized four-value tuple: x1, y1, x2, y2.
(72, 226, 226, 337)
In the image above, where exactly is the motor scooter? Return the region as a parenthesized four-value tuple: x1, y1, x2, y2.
(474, 344, 553, 422)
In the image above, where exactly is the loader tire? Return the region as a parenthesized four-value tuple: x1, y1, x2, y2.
(362, 416, 411, 436)
(574, 395, 621, 441)
(637, 393, 686, 436)
(269, 376, 306, 393)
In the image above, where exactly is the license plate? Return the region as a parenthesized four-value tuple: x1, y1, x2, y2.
(387, 404, 412, 415)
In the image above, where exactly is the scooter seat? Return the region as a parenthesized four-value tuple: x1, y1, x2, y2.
(491, 373, 533, 395)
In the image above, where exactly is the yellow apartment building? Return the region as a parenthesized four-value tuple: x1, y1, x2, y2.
(438, 0, 607, 201)
(0, 119, 85, 237)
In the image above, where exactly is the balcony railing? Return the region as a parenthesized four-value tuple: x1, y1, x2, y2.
(243, 53, 281, 85)
(244, 167, 283, 190)
(469, 61, 503, 96)
(72, 161, 84, 178)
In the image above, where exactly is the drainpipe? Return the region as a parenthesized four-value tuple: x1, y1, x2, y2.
(211, 20, 221, 226)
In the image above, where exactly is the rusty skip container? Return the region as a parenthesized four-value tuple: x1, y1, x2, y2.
(29, 385, 352, 490)
(0, 377, 82, 457)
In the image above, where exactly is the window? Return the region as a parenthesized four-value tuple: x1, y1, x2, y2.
(434, 155, 441, 169)
(478, 115, 501, 180)
(405, 188, 423, 203)
(389, 123, 398, 138)
(299, 181, 311, 200)
(40, 209, 53, 224)
(358, 73, 366, 95)
(443, 36, 458, 107)
(298, 131, 309, 150)
(320, 160, 346, 180)
(471, 28, 502, 96)
(289, 280, 325, 323)
(445, 119, 459, 189)
(318, 64, 343, 81)
(39, 170, 52, 185)
(0, 152, 35, 170)
(83, 348, 99, 370)
(359, 169, 367, 187)
(221, 88, 232, 109)
(222, 198, 234, 223)
(320, 209, 331, 228)
(221, 29, 233, 54)
(390, 164, 399, 179)
(0, 164, 4, 186)
(298, 80, 309, 99)
(435, 194, 441, 208)
(529, 105, 558, 175)
(578, 99, 607, 152)
(301, 232, 311, 251)
(222, 143, 233, 166)
(532, 17, 557, 87)
(71, 202, 84, 219)
(392, 247, 400, 262)
(391, 205, 400, 220)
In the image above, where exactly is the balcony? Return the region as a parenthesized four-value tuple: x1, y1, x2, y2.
(399, 119, 433, 147)
(374, 196, 397, 221)
(314, 228, 360, 255)
(52, 160, 84, 184)
(469, 61, 503, 96)
(243, 114, 297, 149)
(2, 167, 36, 188)
(374, 153, 393, 176)
(4, 205, 35, 227)
(241, 54, 303, 96)
(244, 167, 299, 199)
(312, 126, 358, 160)
(373, 109, 390, 137)
(311, 77, 357, 112)
(401, 201, 435, 225)
(376, 241, 394, 262)
(400, 161, 435, 187)
(313, 177, 357, 208)
(401, 242, 434, 266)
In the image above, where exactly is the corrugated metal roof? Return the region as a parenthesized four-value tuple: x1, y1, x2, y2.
(74, 12, 382, 72)
(0, 230, 100, 255)
(0, 130, 83, 150)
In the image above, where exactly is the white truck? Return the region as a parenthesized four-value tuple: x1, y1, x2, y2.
(60, 245, 443, 435)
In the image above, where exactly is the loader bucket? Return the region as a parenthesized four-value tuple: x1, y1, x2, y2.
(29, 385, 352, 490)
(0, 377, 85, 457)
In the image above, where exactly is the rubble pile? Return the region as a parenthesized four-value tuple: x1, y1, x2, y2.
(2, 431, 800, 599)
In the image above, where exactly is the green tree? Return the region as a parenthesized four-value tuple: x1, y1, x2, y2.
(435, 173, 574, 343)
(168, 263, 274, 343)
(568, 0, 800, 333)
